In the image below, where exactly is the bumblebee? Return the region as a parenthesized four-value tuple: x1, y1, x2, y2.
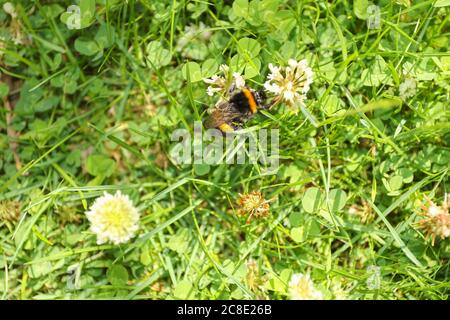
(205, 88, 267, 133)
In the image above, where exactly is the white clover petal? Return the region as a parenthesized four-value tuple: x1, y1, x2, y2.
(288, 273, 323, 300)
(207, 86, 215, 96)
(233, 72, 246, 89)
(203, 75, 220, 84)
(428, 205, 441, 217)
(219, 64, 229, 74)
(288, 59, 298, 68)
(285, 66, 294, 78)
(283, 90, 295, 102)
(264, 81, 281, 94)
(268, 63, 276, 72)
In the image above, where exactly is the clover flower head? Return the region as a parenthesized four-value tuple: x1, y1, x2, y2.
(3, 2, 17, 18)
(2, 2, 27, 46)
(264, 59, 313, 107)
(237, 191, 270, 223)
(85, 191, 140, 245)
(288, 273, 323, 300)
(203, 64, 246, 100)
(417, 194, 450, 245)
(0, 200, 21, 223)
(348, 200, 375, 224)
(399, 77, 417, 100)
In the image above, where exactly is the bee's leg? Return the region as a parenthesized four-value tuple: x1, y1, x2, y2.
(237, 112, 254, 124)
(231, 121, 244, 131)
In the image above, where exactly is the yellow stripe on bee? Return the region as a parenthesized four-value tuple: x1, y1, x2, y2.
(242, 88, 258, 113)
(218, 123, 234, 132)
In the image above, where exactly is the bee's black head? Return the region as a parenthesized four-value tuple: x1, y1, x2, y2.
(253, 90, 267, 108)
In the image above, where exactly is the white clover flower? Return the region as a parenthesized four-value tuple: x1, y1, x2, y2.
(399, 77, 417, 100)
(203, 64, 245, 100)
(3, 2, 17, 18)
(288, 273, 323, 300)
(233, 72, 246, 90)
(264, 59, 313, 107)
(204, 75, 227, 96)
(86, 191, 140, 245)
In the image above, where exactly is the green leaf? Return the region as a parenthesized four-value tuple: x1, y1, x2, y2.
(323, 94, 342, 115)
(146, 41, 172, 68)
(193, 163, 210, 176)
(280, 41, 295, 60)
(201, 59, 219, 78)
(244, 58, 261, 78)
(398, 168, 413, 184)
(182, 61, 202, 82)
(15, 79, 44, 116)
(306, 219, 321, 238)
(79, 0, 96, 24)
(237, 37, 261, 58)
(34, 96, 59, 113)
(107, 264, 129, 287)
(86, 154, 116, 177)
(354, 0, 369, 19)
(140, 244, 152, 266)
(389, 175, 403, 191)
(230, 54, 246, 73)
(232, 0, 249, 18)
(319, 60, 337, 82)
(74, 38, 100, 56)
(361, 56, 393, 86)
(266, 268, 292, 292)
(288, 212, 302, 227)
(434, 0, 450, 7)
(274, 10, 296, 39)
(95, 24, 115, 49)
(41, 4, 65, 19)
(327, 189, 347, 212)
(302, 187, 323, 213)
(173, 279, 195, 299)
(167, 229, 191, 254)
(290, 227, 304, 243)
(0, 83, 9, 98)
(29, 261, 53, 278)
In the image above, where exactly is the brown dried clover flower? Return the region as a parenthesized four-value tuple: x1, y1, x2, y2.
(237, 191, 270, 224)
(348, 200, 375, 224)
(0, 200, 21, 223)
(417, 195, 450, 246)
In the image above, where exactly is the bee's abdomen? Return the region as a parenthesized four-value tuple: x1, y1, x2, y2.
(230, 89, 257, 114)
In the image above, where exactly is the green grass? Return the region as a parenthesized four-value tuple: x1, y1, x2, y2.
(0, 0, 449, 300)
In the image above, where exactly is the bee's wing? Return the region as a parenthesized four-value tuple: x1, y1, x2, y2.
(205, 104, 242, 129)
